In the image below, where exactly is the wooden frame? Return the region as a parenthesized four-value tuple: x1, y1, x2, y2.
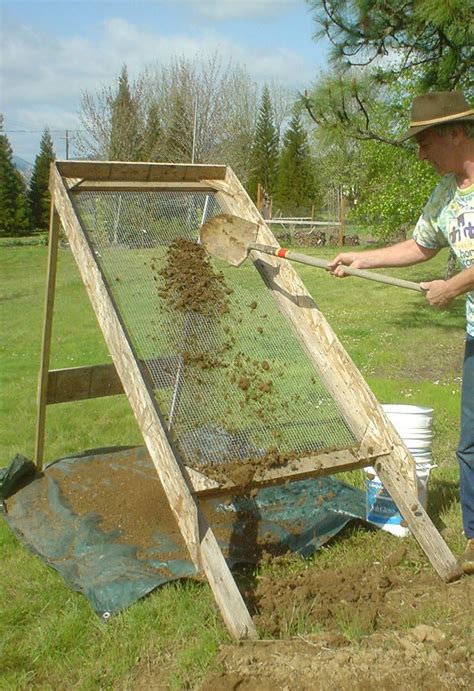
(36, 160, 461, 640)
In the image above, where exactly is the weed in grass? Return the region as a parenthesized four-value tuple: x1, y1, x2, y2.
(277, 597, 321, 638)
(334, 607, 375, 642)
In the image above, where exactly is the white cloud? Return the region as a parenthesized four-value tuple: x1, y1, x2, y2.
(1, 12, 318, 159)
(187, 0, 298, 20)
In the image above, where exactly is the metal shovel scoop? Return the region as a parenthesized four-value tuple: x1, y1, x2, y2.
(200, 214, 424, 293)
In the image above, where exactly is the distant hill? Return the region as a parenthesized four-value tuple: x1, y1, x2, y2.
(13, 155, 33, 182)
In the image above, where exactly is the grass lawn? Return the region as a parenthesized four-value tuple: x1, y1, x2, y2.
(0, 240, 468, 689)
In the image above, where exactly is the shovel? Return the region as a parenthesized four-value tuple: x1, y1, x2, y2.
(200, 214, 424, 293)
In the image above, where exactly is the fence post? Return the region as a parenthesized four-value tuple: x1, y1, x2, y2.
(338, 190, 345, 247)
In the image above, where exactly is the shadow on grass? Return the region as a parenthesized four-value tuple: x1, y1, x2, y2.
(427, 477, 460, 531)
(390, 301, 466, 332)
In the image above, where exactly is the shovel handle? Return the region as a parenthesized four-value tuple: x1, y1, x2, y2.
(250, 244, 425, 293)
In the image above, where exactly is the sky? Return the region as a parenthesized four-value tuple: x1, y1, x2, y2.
(0, 0, 330, 163)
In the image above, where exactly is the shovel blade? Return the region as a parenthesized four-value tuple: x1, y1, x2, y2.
(200, 214, 259, 267)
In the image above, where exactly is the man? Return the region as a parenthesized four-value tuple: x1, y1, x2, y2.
(328, 91, 474, 574)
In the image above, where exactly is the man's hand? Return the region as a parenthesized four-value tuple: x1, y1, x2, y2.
(327, 252, 372, 277)
(420, 280, 456, 309)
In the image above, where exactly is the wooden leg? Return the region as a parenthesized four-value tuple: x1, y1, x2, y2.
(376, 455, 462, 582)
(35, 206, 60, 470)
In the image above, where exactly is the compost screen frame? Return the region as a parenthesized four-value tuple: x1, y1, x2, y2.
(35, 160, 461, 640)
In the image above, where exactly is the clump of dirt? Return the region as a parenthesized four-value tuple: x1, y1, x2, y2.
(198, 445, 326, 489)
(158, 238, 231, 316)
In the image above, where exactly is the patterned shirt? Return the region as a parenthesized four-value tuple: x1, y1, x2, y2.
(413, 173, 474, 336)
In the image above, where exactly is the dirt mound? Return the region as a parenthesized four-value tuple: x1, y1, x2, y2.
(201, 626, 472, 691)
(200, 560, 473, 690)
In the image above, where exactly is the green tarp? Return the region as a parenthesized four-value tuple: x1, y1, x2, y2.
(1, 447, 369, 618)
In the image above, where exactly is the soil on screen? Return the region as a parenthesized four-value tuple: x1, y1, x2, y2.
(156, 238, 345, 482)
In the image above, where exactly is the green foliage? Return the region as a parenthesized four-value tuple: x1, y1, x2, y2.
(247, 85, 280, 200)
(28, 128, 55, 232)
(0, 117, 31, 237)
(307, 77, 440, 240)
(141, 102, 162, 161)
(349, 142, 438, 239)
(307, 0, 473, 92)
(275, 103, 319, 215)
(164, 89, 193, 162)
(109, 65, 143, 161)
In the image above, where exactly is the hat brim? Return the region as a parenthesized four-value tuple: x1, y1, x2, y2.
(398, 113, 474, 142)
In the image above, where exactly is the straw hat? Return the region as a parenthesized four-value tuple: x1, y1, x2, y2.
(399, 91, 474, 141)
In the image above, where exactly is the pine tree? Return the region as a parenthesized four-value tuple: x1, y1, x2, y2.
(140, 102, 162, 161)
(275, 104, 318, 216)
(308, 0, 472, 92)
(28, 128, 55, 232)
(0, 116, 32, 236)
(109, 65, 142, 161)
(164, 91, 193, 162)
(247, 85, 279, 200)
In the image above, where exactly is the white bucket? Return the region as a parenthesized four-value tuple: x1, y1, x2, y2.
(365, 459, 436, 536)
(405, 438, 433, 451)
(366, 404, 436, 536)
(381, 404, 433, 431)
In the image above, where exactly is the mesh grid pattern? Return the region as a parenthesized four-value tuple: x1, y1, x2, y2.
(72, 189, 358, 466)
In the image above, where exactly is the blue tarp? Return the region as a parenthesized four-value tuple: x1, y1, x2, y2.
(1, 446, 369, 618)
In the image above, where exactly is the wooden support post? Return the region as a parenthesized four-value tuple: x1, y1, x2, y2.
(35, 205, 60, 470)
(338, 189, 345, 247)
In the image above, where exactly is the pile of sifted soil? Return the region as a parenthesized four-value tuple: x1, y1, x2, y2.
(10, 453, 307, 565)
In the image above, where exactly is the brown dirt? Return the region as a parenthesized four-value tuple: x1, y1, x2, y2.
(7, 454, 473, 689)
(198, 557, 473, 690)
(6, 452, 303, 564)
(158, 238, 231, 316)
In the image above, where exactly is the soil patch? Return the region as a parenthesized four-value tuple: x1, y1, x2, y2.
(197, 561, 473, 691)
(5, 454, 319, 565)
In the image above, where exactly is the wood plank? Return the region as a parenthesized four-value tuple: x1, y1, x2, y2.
(46, 356, 181, 404)
(50, 162, 257, 640)
(71, 181, 216, 193)
(185, 448, 374, 496)
(56, 160, 227, 183)
(46, 364, 124, 404)
(35, 207, 60, 470)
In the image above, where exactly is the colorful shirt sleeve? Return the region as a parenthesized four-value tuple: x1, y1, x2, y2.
(413, 175, 455, 250)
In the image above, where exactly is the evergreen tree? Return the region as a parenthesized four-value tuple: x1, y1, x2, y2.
(164, 90, 193, 162)
(109, 65, 142, 160)
(247, 85, 279, 200)
(308, 0, 472, 92)
(28, 127, 55, 232)
(275, 104, 318, 216)
(140, 102, 162, 161)
(0, 116, 31, 236)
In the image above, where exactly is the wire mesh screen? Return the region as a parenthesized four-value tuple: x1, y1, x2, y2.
(72, 189, 358, 467)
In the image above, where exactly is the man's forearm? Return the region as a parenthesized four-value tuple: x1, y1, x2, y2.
(420, 265, 474, 309)
(329, 239, 439, 272)
(443, 265, 474, 299)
